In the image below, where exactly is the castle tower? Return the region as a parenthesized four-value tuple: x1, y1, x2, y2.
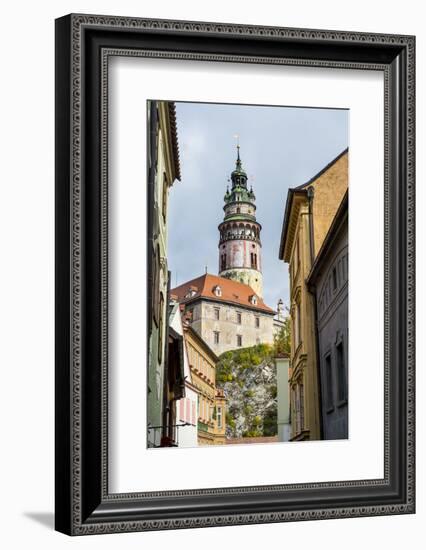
(218, 145, 263, 297)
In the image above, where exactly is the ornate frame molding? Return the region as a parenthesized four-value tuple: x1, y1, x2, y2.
(55, 14, 415, 535)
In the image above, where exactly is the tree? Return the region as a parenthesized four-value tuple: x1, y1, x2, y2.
(273, 316, 291, 356)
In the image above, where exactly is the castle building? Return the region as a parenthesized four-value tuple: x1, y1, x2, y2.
(171, 274, 275, 356)
(218, 145, 263, 297)
(171, 145, 276, 356)
(279, 148, 348, 441)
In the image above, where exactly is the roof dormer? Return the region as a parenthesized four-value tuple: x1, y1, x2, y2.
(185, 285, 198, 299)
(249, 294, 258, 306)
(213, 285, 222, 297)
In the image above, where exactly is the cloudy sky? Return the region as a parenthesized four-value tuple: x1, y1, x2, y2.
(168, 101, 348, 310)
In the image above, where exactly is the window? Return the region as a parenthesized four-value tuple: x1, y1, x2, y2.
(237, 335, 242, 347)
(217, 406, 223, 428)
(152, 244, 161, 326)
(249, 295, 258, 306)
(214, 331, 220, 345)
(325, 353, 334, 411)
(332, 266, 338, 290)
(237, 312, 242, 324)
(293, 382, 305, 434)
(294, 300, 301, 347)
(213, 285, 222, 297)
(255, 317, 260, 328)
(297, 301, 301, 345)
(293, 238, 299, 278)
(214, 307, 220, 320)
(158, 292, 164, 364)
(295, 385, 301, 434)
(162, 173, 168, 222)
(221, 254, 227, 271)
(291, 389, 296, 432)
(336, 341, 347, 402)
(185, 307, 194, 322)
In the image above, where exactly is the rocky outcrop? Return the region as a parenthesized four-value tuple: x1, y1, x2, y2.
(216, 344, 277, 438)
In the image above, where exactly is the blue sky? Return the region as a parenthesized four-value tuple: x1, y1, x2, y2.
(168, 101, 348, 310)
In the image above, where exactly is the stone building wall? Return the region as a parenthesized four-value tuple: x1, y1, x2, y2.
(189, 300, 274, 356)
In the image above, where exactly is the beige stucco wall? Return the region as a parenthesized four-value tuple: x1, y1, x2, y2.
(282, 151, 348, 442)
(288, 211, 321, 440)
(185, 329, 226, 446)
(311, 152, 348, 256)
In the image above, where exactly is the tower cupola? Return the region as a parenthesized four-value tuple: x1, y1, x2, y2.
(218, 144, 263, 297)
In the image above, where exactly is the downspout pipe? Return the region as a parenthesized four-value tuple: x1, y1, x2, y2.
(306, 186, 324, 440)
(161, 272, 172, 442)
(307, 186, 315, 266)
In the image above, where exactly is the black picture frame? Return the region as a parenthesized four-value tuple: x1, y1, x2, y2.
(55, 13, 415, 535)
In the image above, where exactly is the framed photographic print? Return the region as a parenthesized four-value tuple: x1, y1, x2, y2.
(55, 14, 415, 535)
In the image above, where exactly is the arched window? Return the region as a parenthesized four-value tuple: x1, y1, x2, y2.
(220, 254, 227, 271)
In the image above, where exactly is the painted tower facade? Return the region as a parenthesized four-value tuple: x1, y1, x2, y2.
(218, 146, 263, 298)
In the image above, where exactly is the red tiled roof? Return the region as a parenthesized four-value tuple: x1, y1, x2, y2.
(170, 273, 274, 314)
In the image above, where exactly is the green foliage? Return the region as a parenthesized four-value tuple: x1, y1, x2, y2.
(243, 429, 263, 438)
(216, 343, 273, 381)
(273, 317, 291, 357)
(263, 405, 278, 437)
(216, 343, 278, 439)
(243, 404, 253, 416)
(226, 412, 236, 430)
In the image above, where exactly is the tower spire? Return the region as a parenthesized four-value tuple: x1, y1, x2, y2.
(236, 144, 242, 171)
(234, 134, 242, 171)
(217, 142, 263, 298)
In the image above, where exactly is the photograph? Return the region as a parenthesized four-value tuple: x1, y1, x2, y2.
(53, 11, 415, 536)
(147, 100, 349, 448)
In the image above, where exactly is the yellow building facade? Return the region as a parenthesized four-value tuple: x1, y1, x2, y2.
(183, 324, 226, 445)
(279, 149, 348, 441)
